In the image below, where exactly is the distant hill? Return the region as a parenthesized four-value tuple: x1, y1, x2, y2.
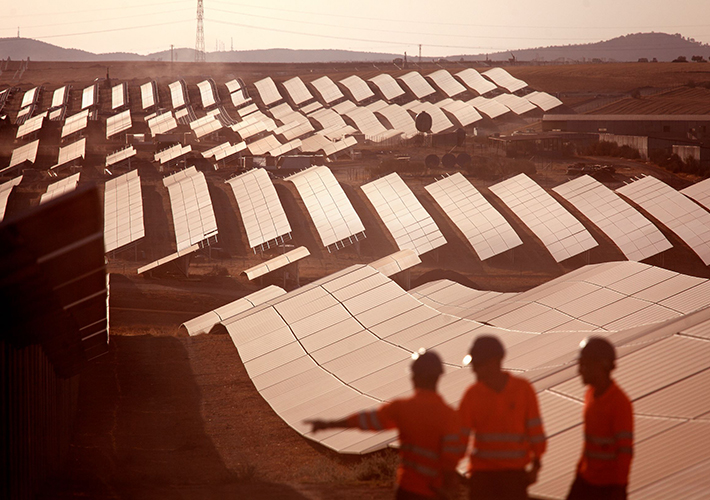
(461, 33, 710, 63)
(1, 32, 709, 63)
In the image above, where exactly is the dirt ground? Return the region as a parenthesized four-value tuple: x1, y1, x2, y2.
(4, 60, 709, 498)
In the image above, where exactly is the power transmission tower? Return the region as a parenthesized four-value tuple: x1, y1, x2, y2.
(195, 0, 205, 63)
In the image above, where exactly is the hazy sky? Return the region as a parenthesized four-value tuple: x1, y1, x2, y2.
(1, 0, 708, 56)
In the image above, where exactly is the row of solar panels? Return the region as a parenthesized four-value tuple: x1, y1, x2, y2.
(3, 165, 710, 271)
(187, 257, 710, 500)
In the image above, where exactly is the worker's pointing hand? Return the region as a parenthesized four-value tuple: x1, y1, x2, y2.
(304, 419, 329, 433)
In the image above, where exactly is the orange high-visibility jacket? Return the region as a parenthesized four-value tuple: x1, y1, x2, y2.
(577, 381, 634, 486)
(346, 389, 466, 498)
(458, 374, 546, 472)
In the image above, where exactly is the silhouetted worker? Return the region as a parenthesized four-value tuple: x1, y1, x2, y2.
(458, 335, 546, 500)
(306, 349, 465, 500)
(566, 337, 633, 500)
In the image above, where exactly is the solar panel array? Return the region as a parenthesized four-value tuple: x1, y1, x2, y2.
(362, 173, 446, 256)
(489, 173, 598, 262)
(403, 101, 453, 133)
(525, 91, 563, 112)
(553, 175, 672, 261)
(455, 68, 497, 95)
(243, 246, 311, 281)
(253, 77, 283, 107)
(281, 77, 314, 106)
(40, 173, 80, 204)
(0, 175, 23, 221)
(105, 146, 137, 167)
(154, 143, 192, 164)
(147, 111, 178, 136)
(369, 249, 421, 277)
(51, 86, 68, 108)
(226, 168, 292, 251)
(208, 259, 710, 486)
(61, 110, 89, 138)
(309, 76, 344, 104)
(417, 261, 710, 333)
(140, 82, 156, 110)
(374, 104, 418, 138)
(111, 83, 127, 110)
(8, 140, 39, 170)
(426, 70, 467, 98)
(81, 85, 96, 109)
(53, 138, 86, 170)
(338, 75, 375, 103)
(202, 141, 247, 162)
(104, 170, 145, 253)
(396, 72, 436, 100)
(196, 80, 217, 108)
(482, 67, 527, 92)
(190, 114, 223, 138)
(163, 166, 218, 251)
(106, 109, 132, 139)
(617, 176, 710, 265)
(425, 173, 522, 260)
(285, 166, 366, 250)
(368, 74, 405, 101)
(169, 80, 187, 109)
(435, 99, 483, 128)
(493, 93, 537, 115)
(468, 96, 510, 119)
(16, 113, 46, 139)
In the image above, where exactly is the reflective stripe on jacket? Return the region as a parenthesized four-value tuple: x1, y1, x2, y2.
(346, 389, 465, 498)
(578, 381, 634, 486)
(458, 374, 546, 472)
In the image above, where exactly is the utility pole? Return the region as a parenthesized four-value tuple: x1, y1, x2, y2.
(418, 44, 422, 64)
(170, 44, 174, 64)
(195, 0, 206, 63)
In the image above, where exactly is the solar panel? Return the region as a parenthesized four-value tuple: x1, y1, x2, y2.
(105, 109, 132, 139)
(140, 81, 156, 110)
(226, 168, 292, 250)
(105, 145, 137, 167)
(154, 143, 192, 164)
(300, 101, 323, 114)
(190, 114, 223, 138)
(202, 141, 247, 161)
(680, 177, 710, 211)
(362, 172, 447, 256)
(403, 101, 453, 134)
(434, 99, 483, 128)
(81, 84, 96, 109)
(163, 166, 218, 251)
(300, 134, 357, 157)
(426, 70, 467, 98)
(61, 109, 89, 138)
(41, 172, 81, 204)
(51, 86, 68, 108)
(253, 77, 283, 107)
(52, 138, 86, 170)
(309, 76, 345, 104)
(181, 285, 287, 336)
(617, 176, 710, 265)
(525, 91, 563, 112)
(553, 175, 672, 261)
(231, 111, 277, 140)
(493, 93, 537, 115)
(8, 140, 39, 170)
(243, 246, 310, 280)
(482, 67, 527, 92)
(147, 111, 178, 136)
(396, 71, 436, 100)
(368, 74, 405, 101)
(374, 104, 418, 138)
(454, 68, 497, 95)
(20, 87, 38, 108)
(285, 166, 366, 250)
(338, 75, 375, 103)
(16, 112, 46, 139)
(0, 175, 22, 221)
(281, 76, 314, 106)
(467, 96, 510, 119)
(426, 173, 522, 260)
(196, 79, 217, 108)
(169, 80, 187, 109)
(489, 173, 598, 262)
(111, 83, 126, 110)
(269, 138, 303, 157)
(103, 169, 145, 253)
(343, 106, 401, 142)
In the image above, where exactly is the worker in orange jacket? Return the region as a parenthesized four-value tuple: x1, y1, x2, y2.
(566, 337, 633, 500)
(306, 349, 465, 500)
(458, 335, 546, 500)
